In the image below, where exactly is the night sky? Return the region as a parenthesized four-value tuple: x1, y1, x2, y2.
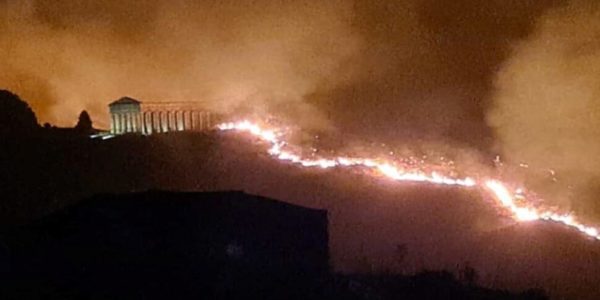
(0, 0, 559, 143)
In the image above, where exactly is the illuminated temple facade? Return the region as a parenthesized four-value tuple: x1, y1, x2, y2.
(108, 97, 216, 135)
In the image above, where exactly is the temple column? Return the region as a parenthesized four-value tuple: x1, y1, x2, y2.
(136, 113, 142, 133)
(121, 113, 125, 134)
(144, 111, 154, 134)
(190, 111, 196, 131)
(136, 113, 139, 133)
(193, 111, 197, 130)
(124, 113, 129, 133)
(200, 111, 205, 130)
(173, 111, 177, 131)
(157, 111, 162, 133)
(113, 114, 118, 134)
(156, 111, 161, 133)
(132, 113, 137, 133)
(155, 111, 160, 133)
(178, 111, 184, 131)
(131, 113, 136, 133)
(179, 110, 185, 131)
(166, 111, 171, 132)
(171, 111, 176, 131)
(128, 113, 133, 133)
(200, 111, 204, 130)
(190, 111, 195, 131)
(118, 113, 123, 134)
(139, 113, 143, 133)
(153, 112, 157, 133)
(159, 111, 165, 133)
(199, 111, 203, 130)
(123, 113, 128, 133)
(144, 112, 149, 134)
(151, 112, 156, 133)
(114, 114, 119, 134)
(155, 112, 159, 133)
(142, 112, 147, 134)
(198, 111, 203, 130)
(192, 111, 198, 130)
(180, 110, 186, 131)
(146, 112, 150, 134)
(122, 113, 126, 133)
(173, 111, 179, 131)
(184, 111, 190, 131)
(128, 113, 132, 133)
(165, 111, 170, 132)
(154, 111, 160, 133)
(171, 111, 177, 132)
(122, 113, 127, 133)
(131, 113, 135, 133)
(191, 111, 196, 130)
(110, 114, 116, 134)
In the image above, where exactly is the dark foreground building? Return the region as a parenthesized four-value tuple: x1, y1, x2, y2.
(2, 191, 329, 299)
(0, 190, 547, 300)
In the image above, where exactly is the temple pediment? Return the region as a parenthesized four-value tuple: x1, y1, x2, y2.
(109, 97, 141, 106)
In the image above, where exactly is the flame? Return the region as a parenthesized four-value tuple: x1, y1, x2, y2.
(217, 120, 600, 241)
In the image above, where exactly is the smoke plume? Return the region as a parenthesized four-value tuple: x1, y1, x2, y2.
(0, 0, 360, 129)
(488, 0, 600, 217)
(1, 0, 561, 148)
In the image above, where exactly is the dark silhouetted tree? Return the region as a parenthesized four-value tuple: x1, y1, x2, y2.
(75, 110, 93, 133)
(0, 90, 39, 137)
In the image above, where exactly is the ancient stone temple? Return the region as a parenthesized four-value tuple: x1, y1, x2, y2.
(109, 97, 215, 135)
(109, 97, 142, 134)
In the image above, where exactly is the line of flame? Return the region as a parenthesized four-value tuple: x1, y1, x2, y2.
(217, 120, 600, 241)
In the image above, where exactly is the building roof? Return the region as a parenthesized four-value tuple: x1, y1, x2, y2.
(109, 97, 141, 106)
(4, 190, 329, 298)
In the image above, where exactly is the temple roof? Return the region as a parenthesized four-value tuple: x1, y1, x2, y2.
(109, 97, 141, 106)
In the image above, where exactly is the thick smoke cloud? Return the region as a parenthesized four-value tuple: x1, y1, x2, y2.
(0, 0, 560, 148)
(315, 0, 560, 148)
(0, 0, 360, 130)
(488, 0, 600, 217)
